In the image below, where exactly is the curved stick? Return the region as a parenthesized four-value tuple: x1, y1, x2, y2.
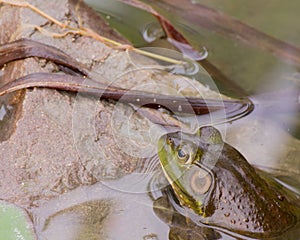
(0, 72, 254, 117)
(0, 39, 89, 76)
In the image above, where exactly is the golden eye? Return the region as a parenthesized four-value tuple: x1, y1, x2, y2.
(190, 171, 212, 194)
(177, 148, 190, 163)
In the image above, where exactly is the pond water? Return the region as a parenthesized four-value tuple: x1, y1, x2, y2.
(84, 0, 300, 169)
(2, 0, 299, 239)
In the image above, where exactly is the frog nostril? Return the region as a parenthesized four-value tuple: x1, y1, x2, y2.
(277, 194, 285, 201)
(167, 137, 174, 146)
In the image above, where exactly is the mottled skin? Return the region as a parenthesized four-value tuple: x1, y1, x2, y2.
(157, 126, 298, 238)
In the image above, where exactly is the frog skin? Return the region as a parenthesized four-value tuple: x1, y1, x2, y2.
(157, 126, 299, 238)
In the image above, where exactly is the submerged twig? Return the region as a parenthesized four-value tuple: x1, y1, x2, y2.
(0, 0, 67, 27)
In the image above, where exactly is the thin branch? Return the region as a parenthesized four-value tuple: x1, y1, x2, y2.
(0, 0, 185, 65)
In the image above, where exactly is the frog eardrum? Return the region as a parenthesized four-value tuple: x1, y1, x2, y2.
(190, 168, 212, 195)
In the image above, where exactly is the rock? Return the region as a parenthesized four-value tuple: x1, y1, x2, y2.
(0, 0, 226, 209)
(0, 0, 129, 208)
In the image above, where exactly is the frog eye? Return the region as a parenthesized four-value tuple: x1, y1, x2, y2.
(190, 170, 212, 194)
(177, 148, 190, 163)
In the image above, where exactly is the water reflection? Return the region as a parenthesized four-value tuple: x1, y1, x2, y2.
(0, 101, 15, 142)
(32, 166, 300, 240)
(225, 106, 300, 177)
(142, 22, 165, 43)
(0, 103, 12, 121)
(167, 38, 208, 61)
(32, 181, 169, 240)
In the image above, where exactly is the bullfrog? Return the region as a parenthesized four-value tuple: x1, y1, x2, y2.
(157, 126, 300, 239)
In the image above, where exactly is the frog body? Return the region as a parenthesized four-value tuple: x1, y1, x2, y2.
(157, 126, 299, 238)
